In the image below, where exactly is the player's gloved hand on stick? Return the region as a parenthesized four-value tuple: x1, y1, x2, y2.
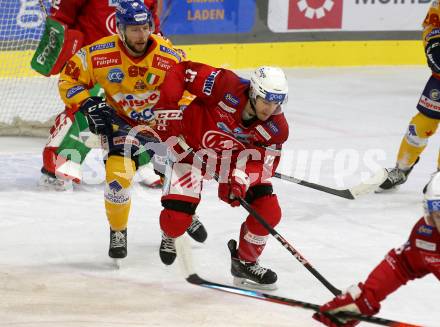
(80, 96, 114, 135)
(218, 169, 250, 207)
(313, 283, 380, 327)
(426, 38, 440, 74)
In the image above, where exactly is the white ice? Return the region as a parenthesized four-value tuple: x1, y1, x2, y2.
(0, 66, 438, 327)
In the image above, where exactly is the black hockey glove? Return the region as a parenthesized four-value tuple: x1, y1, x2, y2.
(426, 39, 440, 74)
(80, 96, 114, 135)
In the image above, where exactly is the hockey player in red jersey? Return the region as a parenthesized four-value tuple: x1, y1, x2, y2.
(35, 0, 162, 190)
(314, 172, 440, 326)
(153, 61, 289, 290)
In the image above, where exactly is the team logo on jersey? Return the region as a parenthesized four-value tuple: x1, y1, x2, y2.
(152, 55, 174, 71)
(417, 224, 433, 236)
(107, 68, 124, 83)
(135, 79, 147, 90)
(203, 70, 221, 96)
(202, 130, 245, 152)
(224, 93, 240, 106)
(92, 52, 121, 68)
(90, 42, 116, 53)
(66, 85, 85, 98)
(255, 125, 272, 141)
(159, 45, 182, 62)
(430, 89, 440, 101)
(288, 0, 343, 30)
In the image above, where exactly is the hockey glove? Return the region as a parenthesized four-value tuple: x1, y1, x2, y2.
(426, 39, 440, 74)
(313, 283, 380, 327)
(80, 97, 114, 136)
(153, 109, 183, 141)
(218, 169, 250, 207)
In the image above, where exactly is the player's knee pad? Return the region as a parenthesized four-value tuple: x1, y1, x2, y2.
(162, 162, 202, 204)
(159, 208, 193, 238)
(245, 194, 281, 236)
(405, 113, 439, 147)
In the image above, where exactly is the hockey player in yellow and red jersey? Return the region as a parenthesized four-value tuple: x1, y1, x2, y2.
(34, 0, 162, 191)
(378, 1, 440, 191)
(57, 0, 206, 263)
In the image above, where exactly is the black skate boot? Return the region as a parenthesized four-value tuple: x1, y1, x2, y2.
(227, 239, 277, 290)
(377, 158, 419, 192)
(186, 215, 208, 243)
(159, 233, 176, 265)
(109, 229, 127, 268)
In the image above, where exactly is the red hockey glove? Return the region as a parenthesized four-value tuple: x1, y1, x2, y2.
(153, 109, 183, 142)
(313, 283, 380, 327)
(218, 169, 250, 207)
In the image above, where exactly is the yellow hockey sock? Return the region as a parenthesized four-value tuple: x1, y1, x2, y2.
(104, 155, 136, 231)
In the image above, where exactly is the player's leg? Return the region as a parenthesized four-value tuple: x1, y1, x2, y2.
(378, 112, 439, 191)
(159, 162, 203, 265)
(227, 161, 281, 290)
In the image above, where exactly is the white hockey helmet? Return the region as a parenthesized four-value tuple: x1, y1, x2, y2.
(249, 66, 288, 105)
(423, 172, 440, 219)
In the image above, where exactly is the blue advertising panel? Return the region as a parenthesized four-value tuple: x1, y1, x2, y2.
(162, 0, 256, 35)
(0, 0, 46, 41)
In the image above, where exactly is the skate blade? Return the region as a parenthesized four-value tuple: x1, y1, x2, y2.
(233, 277, 277, 291)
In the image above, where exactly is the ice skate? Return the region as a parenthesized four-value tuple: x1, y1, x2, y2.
(109, 229, 127, 268)
(160, 233, 176, 265)
(38, 168, 73, 191)
(186, 215, 207, 243)
(228, 239, 277, 291)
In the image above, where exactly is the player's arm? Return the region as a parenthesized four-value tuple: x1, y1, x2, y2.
(423, 3, 440, 73)
(313, 218, 430, 326)
(31, 0, 86, 76)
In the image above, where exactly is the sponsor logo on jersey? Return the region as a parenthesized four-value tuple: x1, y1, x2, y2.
(419, 95, 440, 112)
(255, 125, 272, 141)
(152, 55, 174, 71)
(218, 101, 236, 114)
(265, 121, 280, 135)
(108, 0, 119, 7)
(113, 92, 160, 109)
(417, 224, 433, 236)
(92, 51, 121, 68)
(203, 70, 220, 96)
(90, 42, 116, 53)
(424, 255, 440, 264)
(113, 136, 140, 147)
(224, 93, 240, 106)
(415, 238, 437, 251)
(107, 68, 124, 83)
(202, 130, 245, 152)
(66, 85, 85, 98)
(159, 45, 182, 61)
(430, 89, 440, 101)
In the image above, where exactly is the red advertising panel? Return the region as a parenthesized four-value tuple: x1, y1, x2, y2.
(288, 0, 343, 30)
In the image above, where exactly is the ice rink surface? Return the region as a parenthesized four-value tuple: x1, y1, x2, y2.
(0, 66, 438, 326)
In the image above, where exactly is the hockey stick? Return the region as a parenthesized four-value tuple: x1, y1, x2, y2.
(186, 273, 422, 327)
(274, 169, 387, 200)
(175, 137, 342, 296)
(176, 238, 420, 327)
